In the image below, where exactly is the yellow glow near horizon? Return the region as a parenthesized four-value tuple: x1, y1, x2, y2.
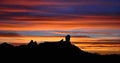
(0, 36, 120, 55)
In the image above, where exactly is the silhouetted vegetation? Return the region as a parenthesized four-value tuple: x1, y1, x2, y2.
(0, 35, 120, 63)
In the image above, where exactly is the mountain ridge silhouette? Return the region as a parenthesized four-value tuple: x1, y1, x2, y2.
(0, 35, 120, 63)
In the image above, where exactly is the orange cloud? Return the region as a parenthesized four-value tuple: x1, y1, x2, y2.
(0, 7, 39, 12)
(0, 18, 120, 31)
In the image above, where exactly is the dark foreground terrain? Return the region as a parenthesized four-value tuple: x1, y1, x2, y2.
(0, 40, 120, 63)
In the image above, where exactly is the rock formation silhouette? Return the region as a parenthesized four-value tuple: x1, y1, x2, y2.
(0, 35, 120, 63)
(27, 40, 37, 48)
(65, 34, 71, 44)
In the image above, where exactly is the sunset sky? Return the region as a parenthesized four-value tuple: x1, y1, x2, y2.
(0, 0, 120, 54)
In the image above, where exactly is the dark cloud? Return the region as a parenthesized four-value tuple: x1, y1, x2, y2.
(32, 0, 120, 3)
(71, 36, 91, 38)
(0, 31, 22, 37)
(0, 30, 91, 37)
(54, 30, 120, 35)
(0, 0, 120, 20)
(72, 39, 120, 44)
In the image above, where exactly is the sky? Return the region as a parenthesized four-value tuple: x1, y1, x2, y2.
(0, 0, 120, 54)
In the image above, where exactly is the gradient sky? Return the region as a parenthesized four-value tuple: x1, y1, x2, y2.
(0, 0, 120, 54)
